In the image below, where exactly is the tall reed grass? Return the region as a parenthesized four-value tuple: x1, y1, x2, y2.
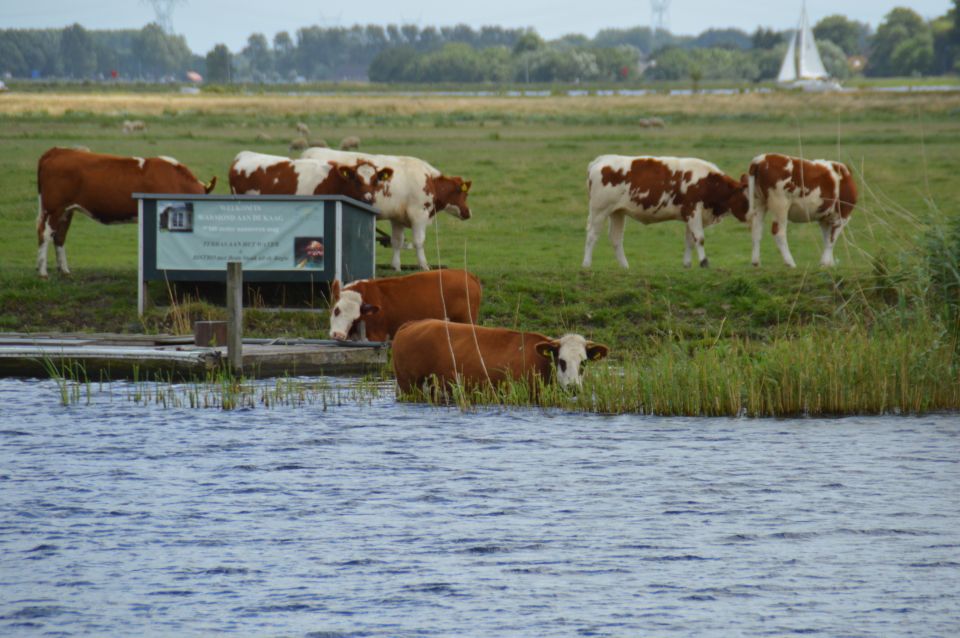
(398, 315, 960, 416)
(43, 361, 389, 410)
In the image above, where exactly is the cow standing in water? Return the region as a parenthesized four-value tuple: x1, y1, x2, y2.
(582, 155, 749, 269)
(227, 150, 392, 202)
(391, 319, 610, 393)
(328, 269, 482, 343)
(35, 147, 216, 278)
(747, 153, 858, 267)
(302, 148, 472, 271)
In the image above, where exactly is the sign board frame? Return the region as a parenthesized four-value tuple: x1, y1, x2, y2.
(135, 194, 379, 316)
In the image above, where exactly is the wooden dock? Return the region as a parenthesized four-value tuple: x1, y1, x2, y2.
(0, 333, 387, 380)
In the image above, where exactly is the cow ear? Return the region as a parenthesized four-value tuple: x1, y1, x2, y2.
(535, 340, 559, 359)
(360, 303, 380, 316)
(461, 180, 471, 193)
(339, 166, 354, 179)
(204, 176, 217, 193)
(377, 167, 393, 181)
(739, 173, 748, 186)
(330, 280, 341, 301)
(586, 342, 610, 361)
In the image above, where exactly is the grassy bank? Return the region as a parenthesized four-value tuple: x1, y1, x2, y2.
(1, 90, 958, 413)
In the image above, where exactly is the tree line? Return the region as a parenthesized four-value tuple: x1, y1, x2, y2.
(1, 4, 957, 84)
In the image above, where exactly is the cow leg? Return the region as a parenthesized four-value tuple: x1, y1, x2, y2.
(36, 206, 54, 279)
(683, 227, 694, 269)
(411, 220, 430, 271)
(686, 205, 709, 268)
(390, 221, 405, 271)
(769, 199, 796, 268)
(819, 218, 847, 267)
(750, 209, 764, 267)
(582, 207, 608, 268)
(608, 212, 629, 269)
(53, 209, 75, 276)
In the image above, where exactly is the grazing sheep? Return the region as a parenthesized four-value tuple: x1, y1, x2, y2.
(339, 136, 360, 150)
(296, 122, 310, 136)
(289, 137, 308, 152)
(122, 120, 146, 134)
(638, 117, 665, 128)
(308, 138, 328, 148)
(255, 132, 272, 142)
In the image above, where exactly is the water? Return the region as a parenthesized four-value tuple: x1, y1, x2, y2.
(1, 377, 959, 636)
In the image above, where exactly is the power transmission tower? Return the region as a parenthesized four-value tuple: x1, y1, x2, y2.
(651, 0, 670, 50)
(143, 0, 185, 34)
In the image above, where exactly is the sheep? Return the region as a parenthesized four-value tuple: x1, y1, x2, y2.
(339, 136, 361, 150)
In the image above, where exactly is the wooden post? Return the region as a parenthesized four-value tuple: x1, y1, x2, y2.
(226, 261, 243, 372)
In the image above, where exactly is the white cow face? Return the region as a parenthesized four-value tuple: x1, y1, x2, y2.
(535, 334, 610, 388)
(328, 286, 379, 340)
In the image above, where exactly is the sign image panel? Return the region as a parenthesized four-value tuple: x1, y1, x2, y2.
(156, 199, 324, 272)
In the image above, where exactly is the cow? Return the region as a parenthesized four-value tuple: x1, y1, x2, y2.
(747, 153, 858, 267)
(36, 147, 216, 278)
(302, 148, 472, 271)
(328, 269, 482, 343)
(581, 155, 749, 269)
(391, 319, 610, 393)
(228, 150, 392, 203)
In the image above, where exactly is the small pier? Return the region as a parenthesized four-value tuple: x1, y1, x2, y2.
(0, 333, 387, 380)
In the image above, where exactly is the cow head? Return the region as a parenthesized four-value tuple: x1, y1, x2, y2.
(324, 161, 381, 204)
(328, 282, 379, 340)
(427, 175, 472, 220)
(535, 334, 609, 389)
(724, 174, 750, 222)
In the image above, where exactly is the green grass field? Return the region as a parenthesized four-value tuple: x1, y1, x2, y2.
(1, 90, 959, 412)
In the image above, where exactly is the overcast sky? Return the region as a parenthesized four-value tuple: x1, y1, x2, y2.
(1, 1, 952, 54)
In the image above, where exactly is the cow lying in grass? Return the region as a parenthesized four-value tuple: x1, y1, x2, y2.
(392, 319, 609, 393)
(328, 269, 482, 343)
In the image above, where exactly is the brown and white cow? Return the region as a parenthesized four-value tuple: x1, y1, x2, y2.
(36, 147, 216, 278)
(228, 150, 392, 203)
(747, 153, 858, 267)
(302, 148, 472, 271)
(582, 155, 749, 269)
(392, 319, 610, 393)
(328, 269, 482, 342)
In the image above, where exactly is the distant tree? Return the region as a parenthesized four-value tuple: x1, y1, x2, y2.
(593, 45, 641, 80)
(751, 27, 783, 50)
(690, 28, 751, 50)
(367, 45, 419, 82)
(272, 31, 295, 79)
(0, 36, 28, 77)
(243, 33, 272, 80)
(206, 43, 232, 82)
(136, 23, 191, 79)
(869, 8, 934, 76)
(930, 2, 959, 74)
(647, 46, 759, 81)
(814, 15, 870, 56)
(553, 33, 591, 49)
(60, 23, 97, 78)
(818, 39, 851, 79)
(594, 26, 656, 54)
(513, 31, 544, 55)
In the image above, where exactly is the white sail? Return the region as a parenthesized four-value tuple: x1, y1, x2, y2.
(777, 2, 829, 83)
(777, 29, 798, 82)
(796, 4, 828, 79)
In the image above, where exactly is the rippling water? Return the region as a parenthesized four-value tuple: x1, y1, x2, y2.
(1, 377, 958, 636)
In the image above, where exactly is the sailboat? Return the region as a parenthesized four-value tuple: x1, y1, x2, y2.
(777, 3, 841, 91)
